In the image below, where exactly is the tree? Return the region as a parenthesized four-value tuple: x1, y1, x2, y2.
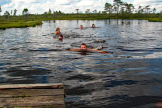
(76, 9, 79, 13)
(11, 10, 12, 15)
(22, 8, 29, 19)
(4, 11, 10, 15)
(58, 10, 62, 14)
(76, 9, 79, 17)
(141, 8, 144, 17)
(0, 6, 2, 15)
(98, 11, 101, 16)
(137, 6, 142, 16)
(125, 3, 134, 17)
(13, 9, 17, 16)
(93, 9, 97, 14)
(114, 6, 117, 14)
(120, 6, 125, 17)
(44, 12, 47, 18)
(48, 8, 51, 14)
(85, 9, 90, 13)
(113, 0, 123, 17)
(144, 5, 150, 17)
(22, 8, 28, 15)
(4, 11, 10, 19)
(153, 8, 156, 14)
(85, 9, 90, 17)
(104, 3, 113, 15)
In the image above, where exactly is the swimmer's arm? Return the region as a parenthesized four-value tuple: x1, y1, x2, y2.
(55, 31, 59, 35)
(88, 49, 110, 54)
(66, 48, 81, 51)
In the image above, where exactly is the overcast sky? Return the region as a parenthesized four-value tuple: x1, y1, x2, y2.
(0, 0, 162, 15)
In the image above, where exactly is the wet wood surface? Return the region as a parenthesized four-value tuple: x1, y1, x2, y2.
(0, 83, 65, 108)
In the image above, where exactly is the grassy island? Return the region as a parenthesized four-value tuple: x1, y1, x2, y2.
(0, 19, 43, 29)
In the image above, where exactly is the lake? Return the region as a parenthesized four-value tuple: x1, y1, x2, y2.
(0, 19, 162, 108)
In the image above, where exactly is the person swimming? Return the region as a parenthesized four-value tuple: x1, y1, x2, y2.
(55, 27, 61, 35)
(67, 43, 110, 54)
(92, 24, 95, 28)
(80, 25, 83, 29)
(59, 34, 63, 40)
(91, 24, 100, 28)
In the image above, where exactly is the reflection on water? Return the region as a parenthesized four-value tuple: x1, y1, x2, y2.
(0, 19, 162, 108)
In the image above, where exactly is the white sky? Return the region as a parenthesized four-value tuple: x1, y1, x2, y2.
(0, 0, 162, 15)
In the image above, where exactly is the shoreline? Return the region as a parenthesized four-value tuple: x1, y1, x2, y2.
(0, 17, 161, 29)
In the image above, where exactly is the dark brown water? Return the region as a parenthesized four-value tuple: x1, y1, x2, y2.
(0, 19, 162, 108)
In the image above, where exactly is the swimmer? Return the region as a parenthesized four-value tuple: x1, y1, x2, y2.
(55, 27, 61, 35)
(80, 25, 83, 29)
(67, 43, 110, 54)
(91, 24, 100, 28)
(59, 34, 63, 40)
(157, 102, 162, 108)
(92, 24, 95, 28)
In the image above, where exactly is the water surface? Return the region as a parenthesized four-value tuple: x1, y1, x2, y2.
(0, 19, 162, 108)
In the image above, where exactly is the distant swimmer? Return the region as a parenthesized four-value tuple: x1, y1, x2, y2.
(55, 27, 61, 35)
(75, 25, 88, 29)
(91, 24, 100, 28)
(80, 25, 83, 29)
(92, 24, 95, 28)
(59, 34, 63, 41)
(157, 102, 162, 108)
(67, 43, 110, 54)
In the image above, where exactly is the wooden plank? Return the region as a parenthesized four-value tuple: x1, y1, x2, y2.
(0, 95, 65, 107)
(0, 89, 64, 98)
(0, 83, 63, 89)
(0, 83, 65, 107)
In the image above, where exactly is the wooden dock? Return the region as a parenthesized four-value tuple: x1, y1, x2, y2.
(0, 83, 65, 108)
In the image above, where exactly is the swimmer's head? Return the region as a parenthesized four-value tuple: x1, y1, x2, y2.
(92, 24, 95, 28)
(80, 43, 87, 50)
(59, 35, 63, 40)
(56, 27, 60, 31)
(80, 25, 83, 29)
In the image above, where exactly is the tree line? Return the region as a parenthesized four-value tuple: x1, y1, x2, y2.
(103, 0, 159, 18)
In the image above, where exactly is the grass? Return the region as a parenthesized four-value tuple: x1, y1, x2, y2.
(0, 20, 43, 29)
(147, 18, 162, 22)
